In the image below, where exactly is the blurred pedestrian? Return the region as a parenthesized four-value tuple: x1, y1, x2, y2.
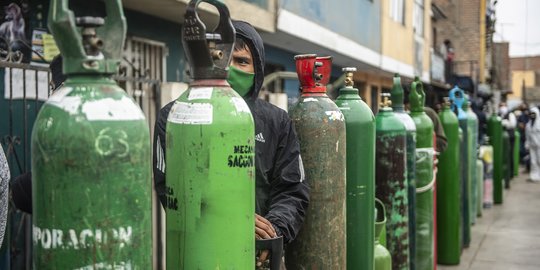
(525, 107, 540, 182)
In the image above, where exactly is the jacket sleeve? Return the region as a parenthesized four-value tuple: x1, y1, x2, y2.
(265, 115, 310, 244)
(153, 102, 174, 208)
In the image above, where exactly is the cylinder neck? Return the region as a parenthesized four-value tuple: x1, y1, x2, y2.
(65, 74, 115, 85)
(379, 93, 393, 113)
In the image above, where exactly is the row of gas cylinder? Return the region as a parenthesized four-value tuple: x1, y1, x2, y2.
(29, 0, 512, 269)
(288, 54, 512, 270)
(288, 54, 437, 270)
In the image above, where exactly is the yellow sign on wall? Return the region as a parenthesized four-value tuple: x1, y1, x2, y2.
(42, 34, 60, 62)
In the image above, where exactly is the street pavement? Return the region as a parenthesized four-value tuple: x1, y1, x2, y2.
(438, 170, 540, 270)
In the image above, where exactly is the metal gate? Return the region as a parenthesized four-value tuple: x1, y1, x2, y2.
(0, 35, 167, 269)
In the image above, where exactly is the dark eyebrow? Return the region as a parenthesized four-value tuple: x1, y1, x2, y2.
(233, 56, 251, 62)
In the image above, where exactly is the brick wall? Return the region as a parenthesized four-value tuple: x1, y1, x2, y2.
(510, 56, 540, 71)
(493, 42, 510, 90)
(433, 0, 482, 78)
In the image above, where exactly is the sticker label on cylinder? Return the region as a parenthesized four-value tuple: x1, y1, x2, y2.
(168, 102, 213, 125)
(231, 97, 251, 113)
(83, 97, 145, 121)
(188, 87, 213, 100)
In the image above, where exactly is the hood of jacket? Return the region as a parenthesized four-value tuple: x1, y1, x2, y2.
(232, 20, 265, 102)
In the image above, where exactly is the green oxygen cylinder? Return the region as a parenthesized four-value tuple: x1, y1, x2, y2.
(409, 78, 435, 270)
(375, 198, 393, 270)
(449, 86, 471, 248)
(502, 129, 511, 188)
(464, 101, 479, 224)
(436, 98, 461, 265)
(31, 1, 152, 268)
(165, 1, 255, 268)
(514, 130, 521, 176)
(287, 55, 346, 269)
(487, 112, 503, 204)
(390, 74, 417, 270)
(335, 67, 375, 270)
(376, 93, 409, 270)
(476, 159, 484, 217)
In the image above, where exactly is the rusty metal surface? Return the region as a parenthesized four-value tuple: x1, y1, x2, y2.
(376, 107, 409, 270)
(287, 94, 347, 270)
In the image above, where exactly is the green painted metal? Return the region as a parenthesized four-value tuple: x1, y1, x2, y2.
(502, 130, 511, 188)
(464, 101, 479, 224)
(32, 1, 152, 268)
(375, 94, 409, 270)
(436, 98, 461, 265)
(375, 198, 392, 270)
(390, 74, 417, 270)
(449, 87, 471, 248)
(335, 68, 375, 270)
(287, 55, 346, 269)
(48, 0, 126, 75)
(166, 83, 255, 269)
(166, 1, 255, 268)
(476, 159, 484, 217)
(487, 113, 503, 204)
(409, 78, 434, 270)
(514, 130, 521, 176)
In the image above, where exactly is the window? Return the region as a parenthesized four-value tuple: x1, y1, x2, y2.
(413, 0, 425, 36)
(390, 0, 405, 24)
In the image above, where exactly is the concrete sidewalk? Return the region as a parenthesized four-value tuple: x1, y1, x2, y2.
(438, 172, 540, 270)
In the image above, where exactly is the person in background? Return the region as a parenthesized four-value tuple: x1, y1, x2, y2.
(525, 107, 540, 182)
(517, 103, 530, 171)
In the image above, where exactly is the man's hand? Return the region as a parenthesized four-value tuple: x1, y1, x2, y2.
(255, 214, 276, 268)
(256, 214, 276, 239)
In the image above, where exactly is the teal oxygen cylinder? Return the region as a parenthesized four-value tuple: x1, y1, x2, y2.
(165, 1, 255, 268)
(409, 78, 434, 270)
(449, 86, 471, 248)
(390, 74, 417, 270)
(31, 1, 152, 268)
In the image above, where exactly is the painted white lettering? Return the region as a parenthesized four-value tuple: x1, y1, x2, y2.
(33, 225, 41, 245)
(80, 229, 93, 248)
(52, 229, 63, 248)
(69, 229, 79, 250)
(41, 228, 52, 249)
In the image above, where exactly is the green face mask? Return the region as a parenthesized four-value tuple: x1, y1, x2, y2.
(227, 65, 255, 97)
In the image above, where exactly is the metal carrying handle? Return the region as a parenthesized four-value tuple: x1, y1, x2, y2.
(48, 0, 126, 75)
(182, 0, 235, 80)
(256, 236, 284, 270)
(410, 77, 425, 112)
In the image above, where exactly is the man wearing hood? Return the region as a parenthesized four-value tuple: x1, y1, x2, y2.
(153, 21, 310, 263)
